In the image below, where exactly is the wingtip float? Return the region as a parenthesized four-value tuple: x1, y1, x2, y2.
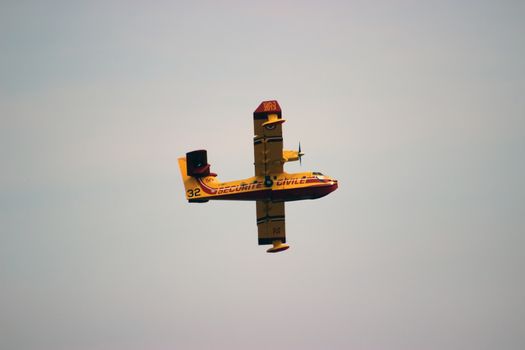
(178, 100, 338, 253)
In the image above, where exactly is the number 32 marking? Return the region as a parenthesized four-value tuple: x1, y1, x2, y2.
(187, 188, 201, 198)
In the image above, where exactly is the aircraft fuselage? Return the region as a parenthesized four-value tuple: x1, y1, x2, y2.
(188, 171, 338, 203)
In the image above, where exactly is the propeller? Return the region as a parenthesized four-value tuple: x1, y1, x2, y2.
(298, 142, 304, 165)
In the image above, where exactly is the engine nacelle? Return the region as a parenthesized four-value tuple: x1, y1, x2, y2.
(283, 150, 304, 163)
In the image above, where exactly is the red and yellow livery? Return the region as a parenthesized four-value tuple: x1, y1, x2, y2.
(178, 101, 338, 253)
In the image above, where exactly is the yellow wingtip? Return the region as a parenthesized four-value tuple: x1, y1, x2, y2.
(266, 240, 290, 253)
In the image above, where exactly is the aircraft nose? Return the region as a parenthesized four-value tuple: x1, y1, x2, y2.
(327, 179, 338, 194)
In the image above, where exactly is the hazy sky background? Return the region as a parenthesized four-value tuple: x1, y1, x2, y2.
(1, 1, 524, 349)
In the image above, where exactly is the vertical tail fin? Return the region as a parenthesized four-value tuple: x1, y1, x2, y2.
(178, 157, 199, 194)
(178, 153, 219, 202)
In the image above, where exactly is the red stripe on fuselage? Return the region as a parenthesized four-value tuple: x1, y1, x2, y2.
(195, 182, 337, 202)
(196, 177, 218, 194)
(194, 175, 337, 201)
(272, 183, 338, 201)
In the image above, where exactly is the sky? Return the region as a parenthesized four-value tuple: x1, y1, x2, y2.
(1, 1, 524, 349)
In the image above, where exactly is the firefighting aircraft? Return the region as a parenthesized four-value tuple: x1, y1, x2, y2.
(178, 100, 338, 253)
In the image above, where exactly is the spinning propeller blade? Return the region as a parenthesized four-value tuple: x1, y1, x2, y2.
(298, 142, 304, 165)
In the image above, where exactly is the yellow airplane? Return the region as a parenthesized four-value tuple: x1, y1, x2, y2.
(178, 100, 338, 253)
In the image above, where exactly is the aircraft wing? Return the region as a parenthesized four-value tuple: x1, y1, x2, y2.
(256, 200, 286, 245)
(253, 100, 285, 176)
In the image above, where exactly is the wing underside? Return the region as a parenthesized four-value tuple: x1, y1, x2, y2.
(256, 200, 285, 245)
(253, 101, 288, 251)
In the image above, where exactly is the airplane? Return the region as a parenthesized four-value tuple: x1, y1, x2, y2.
(178, 100, 338, 253)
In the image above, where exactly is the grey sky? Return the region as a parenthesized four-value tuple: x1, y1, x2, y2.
(1, 1, 524, 349)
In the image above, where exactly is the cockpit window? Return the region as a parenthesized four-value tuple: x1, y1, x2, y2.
(313, 172, 324, 176)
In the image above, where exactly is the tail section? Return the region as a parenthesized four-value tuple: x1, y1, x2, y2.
(178, 150, 219, 203)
